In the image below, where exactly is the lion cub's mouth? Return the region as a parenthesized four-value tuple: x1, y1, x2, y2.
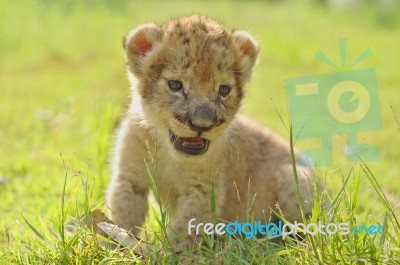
(169, 130, 210, 156)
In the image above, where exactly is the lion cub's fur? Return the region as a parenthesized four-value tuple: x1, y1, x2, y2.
(106, 15, 314, 241)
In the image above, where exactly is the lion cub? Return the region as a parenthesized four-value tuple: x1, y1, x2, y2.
(106, 15, 314, 242)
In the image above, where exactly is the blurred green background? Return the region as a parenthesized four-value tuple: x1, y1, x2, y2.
(1, 0, 399, 256)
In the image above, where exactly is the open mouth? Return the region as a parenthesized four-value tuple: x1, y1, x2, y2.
(169, 130, 210, 156)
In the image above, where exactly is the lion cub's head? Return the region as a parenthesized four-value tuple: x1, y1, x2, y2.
(124, 15, 259, 157)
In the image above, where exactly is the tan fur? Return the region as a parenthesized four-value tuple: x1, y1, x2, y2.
(106, 15, 314, 241)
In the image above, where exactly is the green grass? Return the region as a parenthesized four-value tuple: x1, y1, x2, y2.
(1, 0, 400, 264)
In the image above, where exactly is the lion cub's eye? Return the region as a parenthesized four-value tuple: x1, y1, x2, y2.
(218, 85, 231, 97)
(168, 80, 183, 91)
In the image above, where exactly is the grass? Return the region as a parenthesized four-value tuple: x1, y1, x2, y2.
(1, 0, 400, 264)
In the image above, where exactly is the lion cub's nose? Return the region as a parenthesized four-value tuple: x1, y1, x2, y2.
(189, 105, 216, 133)
(189, 120, 213, 133)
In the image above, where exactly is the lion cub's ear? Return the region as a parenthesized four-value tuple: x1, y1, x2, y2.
(232, 31, 259, 81)
(124, 23, 163, 77)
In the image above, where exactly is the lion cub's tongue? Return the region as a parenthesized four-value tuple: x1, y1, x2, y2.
(182, 136, 204, 149)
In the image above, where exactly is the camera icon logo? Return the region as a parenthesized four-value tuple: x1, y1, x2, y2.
(286, 39, 382, 166)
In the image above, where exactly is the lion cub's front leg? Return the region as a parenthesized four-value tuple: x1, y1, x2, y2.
(106, 178, 148, 236)
(170, 187, 214, 243)
(106, 118, 150, 236)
